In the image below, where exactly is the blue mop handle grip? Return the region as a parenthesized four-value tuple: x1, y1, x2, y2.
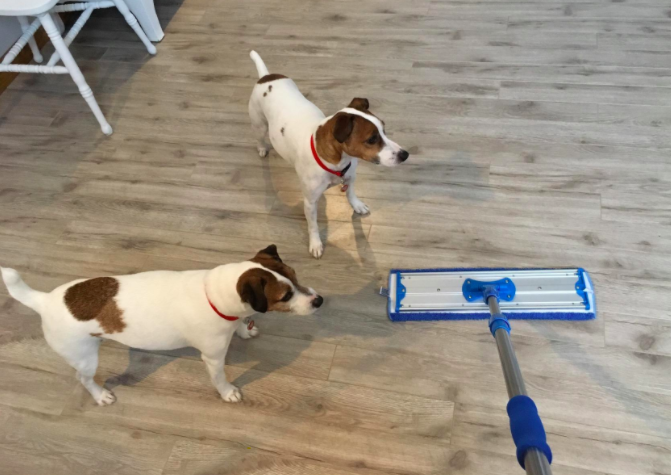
(486, 294, 553, 473)
(507, 395, 553, 469)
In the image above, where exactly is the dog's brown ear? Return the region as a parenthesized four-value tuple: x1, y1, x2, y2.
(348, 98, 369, 112)
(256, 244, 282, 262)
(237, 269, 270, 313)
(333, 113, 355, 143)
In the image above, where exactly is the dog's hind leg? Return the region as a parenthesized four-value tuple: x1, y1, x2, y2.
(249, 96, 271, 158)
(45, 332, 115, 406)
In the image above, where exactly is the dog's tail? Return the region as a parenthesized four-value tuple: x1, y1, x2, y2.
(1, 267, 45, 313)
(250, 50, 269, 78)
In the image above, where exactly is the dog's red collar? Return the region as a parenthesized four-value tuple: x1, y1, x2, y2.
(310, 135, 351, 178)
(206, 294, 239, 321)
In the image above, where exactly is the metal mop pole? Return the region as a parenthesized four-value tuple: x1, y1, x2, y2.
(487, 295, 553, 475)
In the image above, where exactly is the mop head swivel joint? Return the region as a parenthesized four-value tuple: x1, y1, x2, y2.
(463, 277, 516, 303)
(386, 267, 596, 322)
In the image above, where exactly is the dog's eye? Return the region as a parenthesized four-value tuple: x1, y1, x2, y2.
(281, 291, 293, 302)
(366, 135, 378, 145)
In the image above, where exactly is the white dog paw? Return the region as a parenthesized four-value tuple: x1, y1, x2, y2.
(258, 147, 269, 158)
(221, 386, 243, 403)
(350, 199, 370, 215)
(95, 388, 116, 406)
(309, 240, 324, 259)
(237, 319, 260, 339)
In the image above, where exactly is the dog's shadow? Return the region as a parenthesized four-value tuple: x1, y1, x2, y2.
(105, 347, 181, 390)
(102, 218, 392, 397)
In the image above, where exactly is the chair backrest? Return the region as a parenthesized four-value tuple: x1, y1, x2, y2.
(0, 0, 60, 17)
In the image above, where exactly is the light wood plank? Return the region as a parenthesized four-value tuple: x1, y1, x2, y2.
(508, 18, 671, 35)
(413, 61, 671, 88)
(429, 2, 671, 21)
(606, 314, 671, 357)
(163, 438, 387, 475)
(0, 363, 74, 416)
(65, 384, 462, 475)
(500, 80, 671, 106)
(2, 0, 671, 472)
(0, 407, 175, 475)
(598, 32, 671, 52)
(602, 190, 671, 225)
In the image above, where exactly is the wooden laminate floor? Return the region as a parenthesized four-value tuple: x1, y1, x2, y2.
(1, 1, 671, 474)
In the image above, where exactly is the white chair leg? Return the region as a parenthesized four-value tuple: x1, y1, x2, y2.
(39, 13, 113, 136)
(51, 12, 65, 34)
(123, 0, 164, 42)
(113, 0, 157, 55)
(17, 16, 43, 63)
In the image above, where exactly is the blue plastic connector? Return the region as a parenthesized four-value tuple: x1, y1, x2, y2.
(462, 277, 516, 303)
(482, 286, 511, 337)
(489, 312, 511, 337)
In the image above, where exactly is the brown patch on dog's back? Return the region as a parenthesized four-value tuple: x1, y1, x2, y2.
(258, 73, 287, 84)
(64, 277, 126, 334)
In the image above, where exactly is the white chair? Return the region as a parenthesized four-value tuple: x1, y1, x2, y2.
(0, 0, 157, 135)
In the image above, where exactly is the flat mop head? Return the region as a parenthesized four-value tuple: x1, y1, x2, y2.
(386, 268, 596, 322)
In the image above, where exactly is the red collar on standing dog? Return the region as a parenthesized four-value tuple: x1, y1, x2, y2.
(310, 135, 352, 179)
(206, 290, 239, 321)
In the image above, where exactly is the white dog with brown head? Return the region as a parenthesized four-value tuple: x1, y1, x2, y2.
(248, 51, 409, 258)
(1, 245, 321, 405)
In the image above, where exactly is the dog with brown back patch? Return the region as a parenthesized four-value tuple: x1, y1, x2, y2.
(248, 51, 409, 258)
(1, 245, 321, 405)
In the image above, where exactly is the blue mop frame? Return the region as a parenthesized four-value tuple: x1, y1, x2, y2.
(387, 267, 596, 322)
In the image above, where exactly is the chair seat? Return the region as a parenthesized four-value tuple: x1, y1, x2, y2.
(0, 0, 59, 16)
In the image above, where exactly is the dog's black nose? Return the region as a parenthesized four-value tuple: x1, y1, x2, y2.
(312, 295, 324, 308)
(398, 150, 409, 162)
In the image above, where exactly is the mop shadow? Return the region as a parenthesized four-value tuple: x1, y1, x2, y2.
(529, 322, 671, 439)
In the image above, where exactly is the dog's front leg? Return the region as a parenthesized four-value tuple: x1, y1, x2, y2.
(304, 196, 323, 258)
(344, 167, 370, 215)
(200, 335, 241, 402)
(303, 181, 329, 259)
(202, 352, 241, 402)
